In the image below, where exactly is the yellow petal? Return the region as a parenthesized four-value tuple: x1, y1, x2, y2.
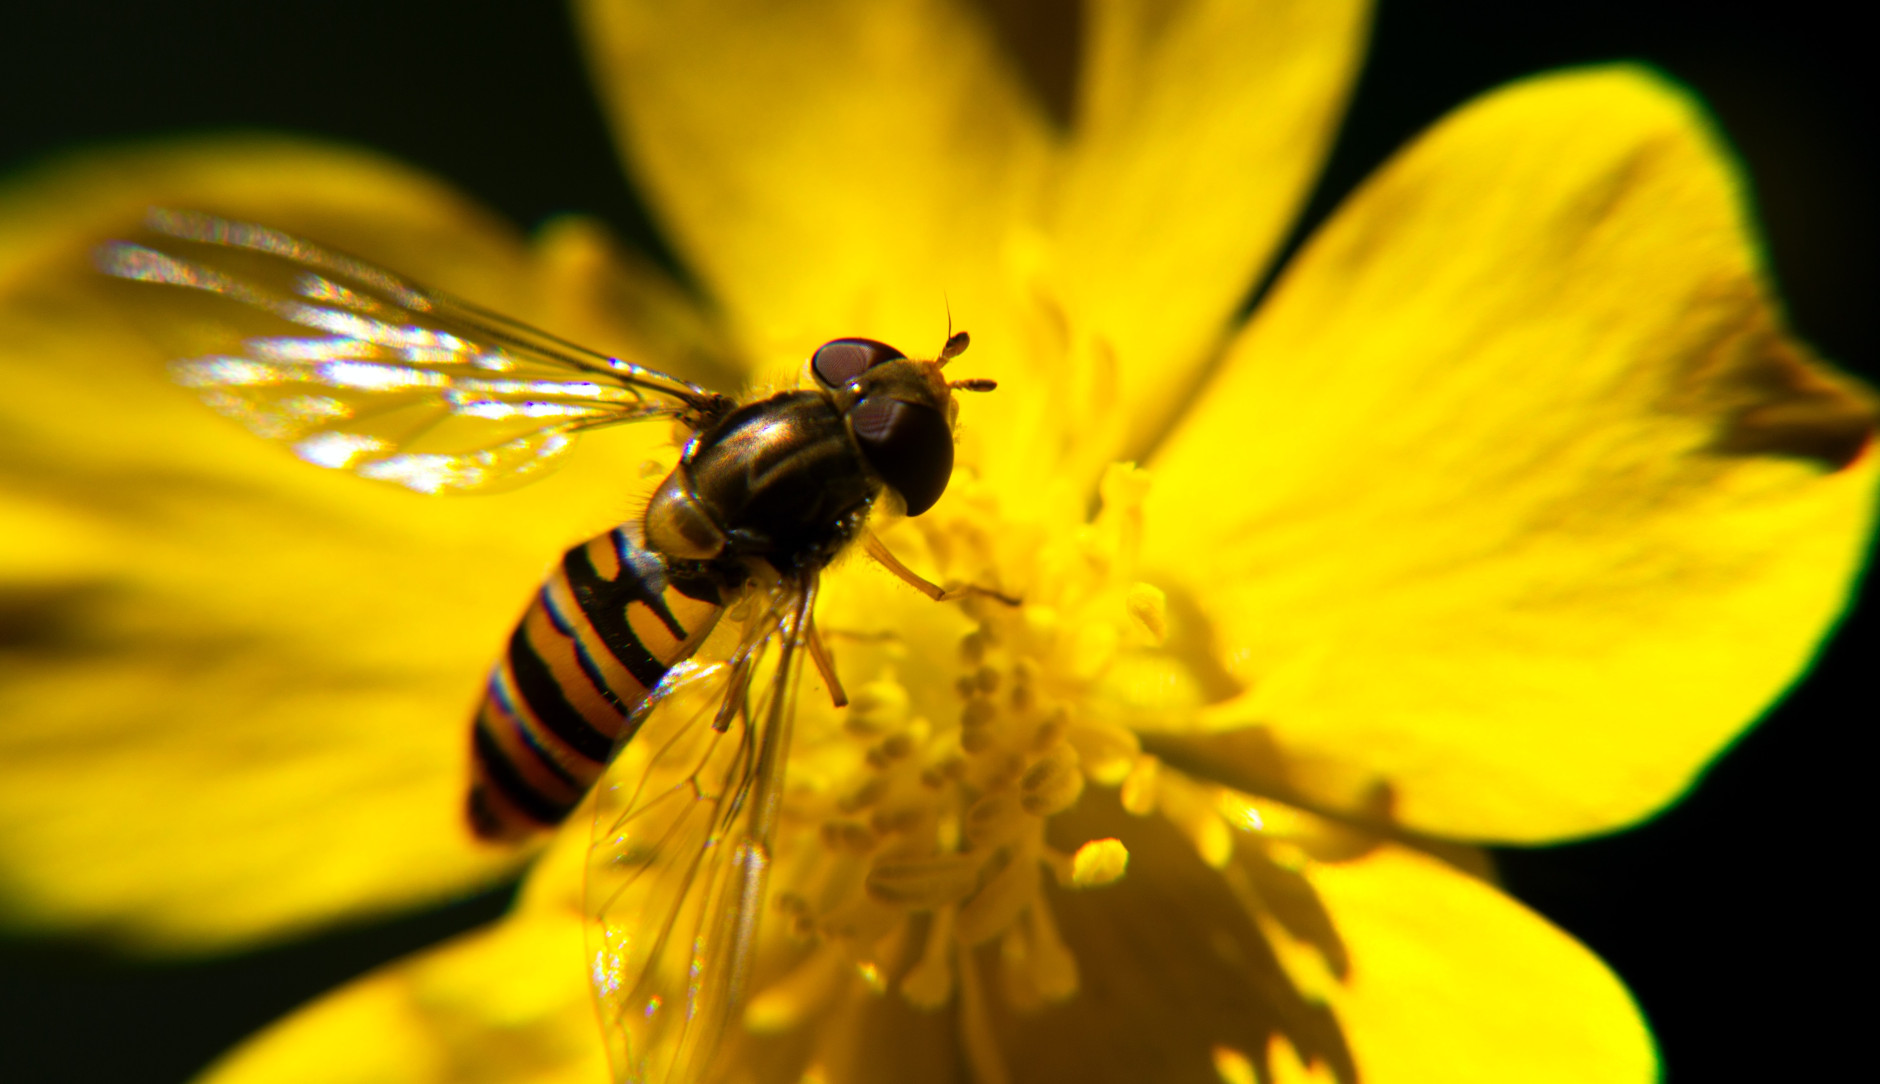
(577, 0, 1051, 362)
(1144, 67, 1877, 841)
(964, 785, 1648, 1082)
(1305, 845, 1655, 1083)
(579, 1, 1370, 493)
(0, 141, 669, 949)
(195, 908, 604, 1084)
(975, 789, 1352, 1082)
(580, 0, 1111, 506)
(1049, 0, 1370, 460)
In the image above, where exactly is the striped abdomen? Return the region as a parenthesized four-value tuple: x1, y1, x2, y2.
(467, 523, 723, 840)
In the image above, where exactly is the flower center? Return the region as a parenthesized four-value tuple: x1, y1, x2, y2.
(746, 464, 1169, 1030)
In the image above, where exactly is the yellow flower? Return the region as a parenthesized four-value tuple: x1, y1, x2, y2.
(1, 3, 1873, 1083)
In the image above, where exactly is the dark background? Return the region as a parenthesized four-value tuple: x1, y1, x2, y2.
(0, 2, 1870, 1081)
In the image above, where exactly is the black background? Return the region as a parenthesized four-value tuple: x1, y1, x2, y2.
(0, 2, 1871, 1081)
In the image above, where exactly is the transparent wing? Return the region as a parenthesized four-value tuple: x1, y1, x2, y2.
(587, 581, 814, 1084)
(97, 209, 731, 493)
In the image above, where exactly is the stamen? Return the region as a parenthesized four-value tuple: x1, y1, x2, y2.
(1019, 743, 1083, 816)
(963, 791, 1020, 848)
(1006, 899, 1078, 1005)
(1265, 1034, 1338, 1084)
(1120, 754, 1160, 814)
(899, 906, 957, 1009)
(750, 460, 1184, 1039)
(958, 948, 1012, 1084)
(1158, 770, 1235, 868)
(1068, 838, 1129, 887)
(743, 944, 846, 1033)
(837, 776, 887, 813)
(955, 846, 1037, 945)
(1066, 718, 1139, 784)
(1212, 1046, 1259, 1084)
(863, 853, 980, 909)
(820, 821, 876, 854)
(844, 676, 907, 735)
(1125, 582, 1169, 645)
(1029, 708, 1069, 752)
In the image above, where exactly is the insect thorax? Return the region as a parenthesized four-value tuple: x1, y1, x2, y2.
(644, 390, 879, 575)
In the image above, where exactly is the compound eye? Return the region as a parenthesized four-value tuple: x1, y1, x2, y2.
(850, 397, 953, 516)
(811, 338, 906, 389)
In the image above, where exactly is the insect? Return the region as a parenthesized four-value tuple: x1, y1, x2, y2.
(97, 209, 999, 1082)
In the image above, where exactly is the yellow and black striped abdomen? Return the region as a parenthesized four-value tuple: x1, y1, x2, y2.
(467, 523, 723, 840)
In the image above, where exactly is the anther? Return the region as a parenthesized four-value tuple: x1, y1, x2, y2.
(1020, 745, 1085, 816)
(964, 793, 1016, 847)
(1125, 582, 1169, 645)
(865, 735, 913, 769)
(1031, 709, 1069, 752)
(849, 679, 909, 730)
(1068, 838, 1129, 887)
(984, 752, 1025, 791)
(839, 776, 887, 812)
(820, 821, 873, 853)
(870, 807, 924, 836)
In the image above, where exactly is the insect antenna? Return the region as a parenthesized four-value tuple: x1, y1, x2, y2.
(933, 319, 986, 387)
(937, 329, 970, 365)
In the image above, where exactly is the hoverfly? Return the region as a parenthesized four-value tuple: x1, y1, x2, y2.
(97, 209, 999, 1082)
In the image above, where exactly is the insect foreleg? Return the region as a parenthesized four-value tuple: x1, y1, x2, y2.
(862, 533, 1019, 607)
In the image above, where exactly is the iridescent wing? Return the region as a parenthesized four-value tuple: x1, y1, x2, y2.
(587, 580, 814, 1084)
(98, 209, 731, 493)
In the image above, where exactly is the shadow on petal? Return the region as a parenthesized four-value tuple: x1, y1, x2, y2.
(983, 787, 1358, 1084)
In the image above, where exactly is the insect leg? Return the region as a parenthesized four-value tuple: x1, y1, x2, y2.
(862, 533, 1019, 607)
(805, 613, 849, 708)
(709, 590, 794, 732)
(674, 578, 814, 1082)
